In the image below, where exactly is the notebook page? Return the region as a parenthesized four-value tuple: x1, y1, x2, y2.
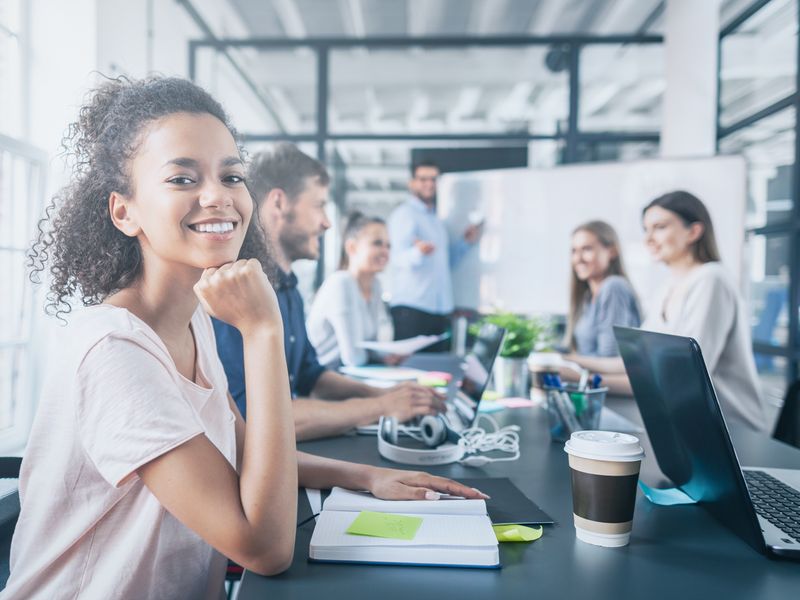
(324, 487, 486, 516)
(311, 511, 497, 548)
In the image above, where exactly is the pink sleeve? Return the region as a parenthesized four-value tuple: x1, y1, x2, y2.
(75, 334, 205, 487)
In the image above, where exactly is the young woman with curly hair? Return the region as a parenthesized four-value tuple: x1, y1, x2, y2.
(4, 77, 485, 599)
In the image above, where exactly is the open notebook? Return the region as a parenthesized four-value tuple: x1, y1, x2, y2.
(309, 488, 500, 569)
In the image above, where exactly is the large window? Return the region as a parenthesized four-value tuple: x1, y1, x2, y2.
(0, 136, 45, 450)
(0, 0, 43, 451)
(719, 0, 797, 128)
(718, 0, 800, 425)
(0, 0, 24, 138)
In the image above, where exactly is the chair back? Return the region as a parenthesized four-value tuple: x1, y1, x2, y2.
(774, 380, 800, 449)
(0, 457, 20, 588)
(0, 458, 21, 480)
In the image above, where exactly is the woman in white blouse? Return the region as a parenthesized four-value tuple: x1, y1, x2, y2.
(307, 212, 396, 368)
(568, 191, 766, 431)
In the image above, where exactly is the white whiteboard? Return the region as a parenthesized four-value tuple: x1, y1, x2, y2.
(437, 155, 747, 317)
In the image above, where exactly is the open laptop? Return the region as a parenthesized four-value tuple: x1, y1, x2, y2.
(356, 323, 506, 436)
(614, 326, 800, 559)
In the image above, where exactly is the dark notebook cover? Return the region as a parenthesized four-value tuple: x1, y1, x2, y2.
(459, 477, 555, 525)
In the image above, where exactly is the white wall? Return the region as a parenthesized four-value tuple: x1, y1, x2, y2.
(95, 0, 245, 78)
(438, 156, 748, 317)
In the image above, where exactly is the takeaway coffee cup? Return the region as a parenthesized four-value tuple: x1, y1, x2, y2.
(564, 431, 645, 547)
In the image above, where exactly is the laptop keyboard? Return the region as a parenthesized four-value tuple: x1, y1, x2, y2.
(743, 470, 800, 541)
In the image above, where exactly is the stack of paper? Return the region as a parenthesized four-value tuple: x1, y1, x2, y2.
(357, 333, 449, 356)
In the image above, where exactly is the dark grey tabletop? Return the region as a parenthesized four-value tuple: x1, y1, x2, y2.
(238, 356, 800, 600)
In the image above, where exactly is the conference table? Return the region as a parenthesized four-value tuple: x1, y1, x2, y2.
(238, 355, 800, 600)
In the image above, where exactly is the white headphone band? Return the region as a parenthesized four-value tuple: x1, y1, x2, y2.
(376, 414, 520, 467)
(377, 416, 465, 465)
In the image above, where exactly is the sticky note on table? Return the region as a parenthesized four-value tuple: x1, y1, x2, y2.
(497, 398, 535, 409)
(346, 511, 423, 540)
(418, 376, 449, 387)
(493, 524, 543, 542)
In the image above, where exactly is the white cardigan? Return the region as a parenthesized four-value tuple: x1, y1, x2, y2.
(642, 262, 766, 431)
(307, 271, 393, 368)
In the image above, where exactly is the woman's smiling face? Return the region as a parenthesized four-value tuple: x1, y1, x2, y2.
(571, 229, 613, 282)
(642, 205, 700, 266)
(111, 112, 252, 273)
(348, 222, 390, 273)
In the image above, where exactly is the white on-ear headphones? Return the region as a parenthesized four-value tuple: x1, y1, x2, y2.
(377, 414, 520, 467)
(378, 416, 465, 465)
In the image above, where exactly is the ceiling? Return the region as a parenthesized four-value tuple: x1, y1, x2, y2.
(191, 0, 796, 206)
(227, 0, 755, 38)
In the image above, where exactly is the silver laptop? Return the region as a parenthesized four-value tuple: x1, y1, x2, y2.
(615, 326, 800, 559)
(355, 323, 505, 436)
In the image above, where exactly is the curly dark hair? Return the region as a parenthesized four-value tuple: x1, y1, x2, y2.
(28, 75, 275, 318)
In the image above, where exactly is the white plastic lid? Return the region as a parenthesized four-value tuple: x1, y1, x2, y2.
(564, 430, 644, 462)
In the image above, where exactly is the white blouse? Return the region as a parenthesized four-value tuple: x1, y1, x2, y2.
(642, 262, 766, 431)
(307, 271, 393, 368)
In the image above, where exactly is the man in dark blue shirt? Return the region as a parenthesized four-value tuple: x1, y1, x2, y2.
(213, 144, 443, 441)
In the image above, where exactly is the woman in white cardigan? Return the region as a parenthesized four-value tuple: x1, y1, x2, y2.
(307, 212, 396, 368)
(566, 190, 766, 431)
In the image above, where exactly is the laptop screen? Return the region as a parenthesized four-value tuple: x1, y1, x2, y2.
(614, 326, 765, 554)
(450, 324, 505, 429)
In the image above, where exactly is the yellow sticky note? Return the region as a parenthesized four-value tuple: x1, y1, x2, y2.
(493, 524, 543, 543)
(346, 511, 423, 541)
(418, 376, 448, 387)
(482, 390, 502, 402)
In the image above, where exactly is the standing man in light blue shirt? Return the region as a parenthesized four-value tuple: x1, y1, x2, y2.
(388, 159, 481, 351)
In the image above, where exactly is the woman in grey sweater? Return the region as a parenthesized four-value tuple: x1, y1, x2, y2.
(567, 192, 765, 431)
(307, 212, 395, 368)
(563, 220, 641, 358)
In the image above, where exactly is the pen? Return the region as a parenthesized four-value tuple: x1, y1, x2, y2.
(591, 374, 602, 389)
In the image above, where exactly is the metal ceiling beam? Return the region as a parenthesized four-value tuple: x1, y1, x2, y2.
(238, 131, 659, 143)
(191, 33, 663, 49)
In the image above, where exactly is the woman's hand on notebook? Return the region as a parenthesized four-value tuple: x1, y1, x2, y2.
(365, 468, 490, 501)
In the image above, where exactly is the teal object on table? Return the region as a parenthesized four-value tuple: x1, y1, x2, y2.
(639, 481, 697, 505)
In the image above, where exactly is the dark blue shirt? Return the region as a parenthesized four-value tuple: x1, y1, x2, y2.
(213, 269, 326, 418)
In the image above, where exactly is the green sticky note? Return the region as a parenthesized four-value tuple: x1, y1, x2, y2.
(346, 511, 423, 541)
(482, 390, 502, 402)
(418, 376, 448, 387)
(493, 524, 543, 543)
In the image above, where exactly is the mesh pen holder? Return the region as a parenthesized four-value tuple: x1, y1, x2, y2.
(544, 384, 608, 443)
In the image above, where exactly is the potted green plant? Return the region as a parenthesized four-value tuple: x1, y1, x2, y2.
(472, 312, 549, 397)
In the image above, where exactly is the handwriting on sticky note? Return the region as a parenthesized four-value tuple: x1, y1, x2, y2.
(492, 524, 543, 543)
(346, 511, 423, 541)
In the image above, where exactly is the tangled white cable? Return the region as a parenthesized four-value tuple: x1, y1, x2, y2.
(457, 414, 521, 467)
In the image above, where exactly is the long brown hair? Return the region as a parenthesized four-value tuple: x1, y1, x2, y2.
(565, 220, 633, 350)
(642, 190, 721, 264)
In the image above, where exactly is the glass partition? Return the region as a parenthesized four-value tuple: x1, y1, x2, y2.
(719, 0, 798, 128)
(329, 46, 569, 136)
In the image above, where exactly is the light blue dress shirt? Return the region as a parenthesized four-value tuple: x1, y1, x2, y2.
(388, 195, 472, 314)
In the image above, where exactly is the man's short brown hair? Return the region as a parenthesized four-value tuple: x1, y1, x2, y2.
(247, 143, 330, 205)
